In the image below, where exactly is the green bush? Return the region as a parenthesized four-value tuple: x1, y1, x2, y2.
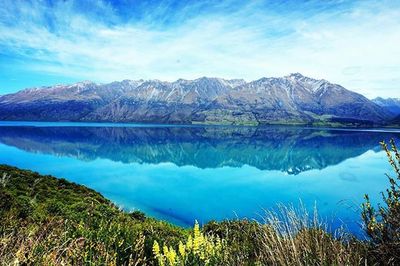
(129, 210, 146, 221)
(362, 139, 400, 265)
(203, 219, 264, 264)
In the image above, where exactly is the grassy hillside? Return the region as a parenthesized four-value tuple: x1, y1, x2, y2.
(0, 165, 187, 265)
(1, 139, 399, 265)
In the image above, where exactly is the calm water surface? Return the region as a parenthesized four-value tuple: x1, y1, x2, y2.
(0, 121, 399, 235)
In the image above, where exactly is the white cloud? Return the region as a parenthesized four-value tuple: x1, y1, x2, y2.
(0, 0, 399, 98)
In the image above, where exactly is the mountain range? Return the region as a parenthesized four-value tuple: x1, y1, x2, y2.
(0, 73, 398, 126)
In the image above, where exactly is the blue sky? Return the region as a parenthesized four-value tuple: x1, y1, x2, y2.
(0, 0, 399, 98)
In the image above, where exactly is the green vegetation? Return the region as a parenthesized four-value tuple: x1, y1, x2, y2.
(1, 139, 400, 265)
(0, 165, 186, 265)
(362, 139, 400, 265)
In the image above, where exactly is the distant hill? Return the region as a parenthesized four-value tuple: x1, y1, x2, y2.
(372, 97, 400, 115)
(0, 73, 393, 126)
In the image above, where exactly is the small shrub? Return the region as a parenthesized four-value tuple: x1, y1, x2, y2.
(203, 219, 263, 264)
(362, 139, 400, 265)
(16, 195, 34, 219)
(46, 199, 65, 215)
(0, 190, 13, 214)
(129, 210, 146, 222)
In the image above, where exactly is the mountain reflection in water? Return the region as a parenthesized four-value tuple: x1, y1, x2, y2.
(0, 125, 394, 174)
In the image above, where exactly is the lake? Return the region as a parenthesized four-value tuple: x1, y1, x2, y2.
(0, 121, 399, 235)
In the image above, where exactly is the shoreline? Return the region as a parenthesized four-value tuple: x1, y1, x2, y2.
(0, 120, 399, 131)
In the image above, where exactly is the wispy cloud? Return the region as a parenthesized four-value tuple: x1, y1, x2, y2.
(0, 0, 399, 98)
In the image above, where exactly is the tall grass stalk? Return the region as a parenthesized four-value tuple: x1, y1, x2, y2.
(256, 204, 367, 265)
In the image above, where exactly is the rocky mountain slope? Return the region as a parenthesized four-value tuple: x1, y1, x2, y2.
(0, 73, 393, 125)
(372, 97, 400, 115)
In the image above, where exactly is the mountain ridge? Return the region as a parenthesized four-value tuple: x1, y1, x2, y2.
(372, 97, 400, 116)
(0, 73, 395, 126)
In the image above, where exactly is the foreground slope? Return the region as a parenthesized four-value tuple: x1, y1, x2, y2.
(0, 164, 369, 265)
(0, 164, 187, 265)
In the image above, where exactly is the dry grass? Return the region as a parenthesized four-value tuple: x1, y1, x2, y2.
(255, 204, 368, 265)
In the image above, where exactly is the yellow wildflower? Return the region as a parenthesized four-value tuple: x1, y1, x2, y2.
(153, 241, 164, 266)
(186, 235, 193, 250)
(153, 241, 160, 257)
(178, 241, 186, 258)
(166, 246, 177, 265)
(163, 245, 169, 256)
